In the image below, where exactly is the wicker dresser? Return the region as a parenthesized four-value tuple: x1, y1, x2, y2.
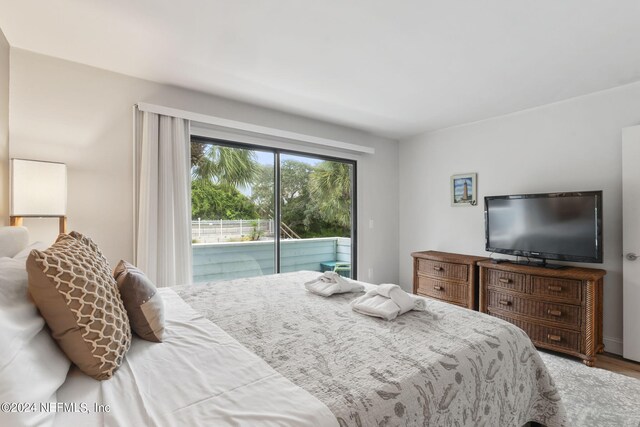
(411, 251, 489, 310)
(478, 261, 606, 366)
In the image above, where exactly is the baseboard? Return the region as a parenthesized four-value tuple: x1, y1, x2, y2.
(603, 336, 623, 355)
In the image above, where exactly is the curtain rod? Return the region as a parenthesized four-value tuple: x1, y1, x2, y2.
(135, 102, 375, 155)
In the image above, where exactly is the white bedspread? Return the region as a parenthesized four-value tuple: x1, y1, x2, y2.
(176, 272, 567, 427)
(54, 289, 337, 427)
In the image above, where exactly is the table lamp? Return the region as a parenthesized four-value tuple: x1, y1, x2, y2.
(10, 159, 67, 234)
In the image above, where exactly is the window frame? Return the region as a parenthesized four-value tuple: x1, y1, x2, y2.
(191, 135, 358, 280)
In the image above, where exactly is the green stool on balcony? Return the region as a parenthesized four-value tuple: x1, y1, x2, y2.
(319, 261, 351, 278)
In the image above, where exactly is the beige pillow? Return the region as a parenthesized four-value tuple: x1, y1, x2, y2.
(68, 231, 109, 264)
(26, 234, 131, 380)
(114, 260, 165, 342)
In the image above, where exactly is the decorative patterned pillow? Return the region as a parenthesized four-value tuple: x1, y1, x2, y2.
(26, 234, 131, 380)
(68, 231, 109, 264)
(114, 260, 165, 342)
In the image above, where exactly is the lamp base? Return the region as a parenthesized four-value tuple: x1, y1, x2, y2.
(10, 216, 67, 234)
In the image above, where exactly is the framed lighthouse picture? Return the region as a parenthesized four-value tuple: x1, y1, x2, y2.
(451, 173, 477, 206)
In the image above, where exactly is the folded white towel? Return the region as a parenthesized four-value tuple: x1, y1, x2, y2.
(304, 271, 365, 297)
(351, 283, 426, 320)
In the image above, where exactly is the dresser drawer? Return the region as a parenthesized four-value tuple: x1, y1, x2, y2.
(485, 269, 527, 293)
(486, 289, 581, 329)
(417, 259, 468, 282)
(416, 275, 468, 304)
(490, 311, 581, 353)
(531, 276, 582, 304)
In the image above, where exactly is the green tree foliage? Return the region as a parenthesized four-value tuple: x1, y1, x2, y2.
(251, 160, 353, 238)
(191, 143, 258, 188)
(190, 141, 353, 238)
(251, 161, 313, 228)
(191, 179, 258, 220)
(279, 160, 315, 232)
(190, 141, 260, 220)
(250, 164, 275, 217)
(309, 161, 352, 230)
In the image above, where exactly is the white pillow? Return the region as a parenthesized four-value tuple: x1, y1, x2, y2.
(0, 226, 29, 258)
(0, 253, 71, 427)
(13, 241, 49, 262)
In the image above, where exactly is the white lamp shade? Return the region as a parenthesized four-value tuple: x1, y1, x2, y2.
(10, 159, 67, 216)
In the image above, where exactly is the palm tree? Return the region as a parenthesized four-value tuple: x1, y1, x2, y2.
(191, 142, 258, 188)
(309, 161, 352, 230)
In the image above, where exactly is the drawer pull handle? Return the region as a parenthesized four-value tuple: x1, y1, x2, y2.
(433, 266, 443, 271)
(548, 285, 563, 292)
(433, 285, 444, 291)
(547, 309, 562, 317)
(547, 334, 562, 342)
(498, 278, 512, 284)
(498, 300, 512, 306)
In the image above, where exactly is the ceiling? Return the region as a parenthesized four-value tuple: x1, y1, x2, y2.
(1, 1, 640, 139)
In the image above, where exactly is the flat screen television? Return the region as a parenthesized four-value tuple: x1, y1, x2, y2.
(484, 191, 603, 265)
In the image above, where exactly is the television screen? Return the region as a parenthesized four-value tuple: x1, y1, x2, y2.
(485, 191, 602, 263)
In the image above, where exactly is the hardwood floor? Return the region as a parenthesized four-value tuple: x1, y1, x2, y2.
(595, 352, 640, 380)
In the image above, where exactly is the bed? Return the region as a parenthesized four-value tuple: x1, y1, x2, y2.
(0, 227, 567, 427)
(53, 288, 335, 426)
(175, 272, 567, 427)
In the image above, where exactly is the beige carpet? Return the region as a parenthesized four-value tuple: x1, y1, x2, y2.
(540, 351, 640, 427)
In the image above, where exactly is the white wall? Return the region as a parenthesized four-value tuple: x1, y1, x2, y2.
(0, 28, 9, 226)
(8, 49, 399, 285)
(399, 82, 640, 354)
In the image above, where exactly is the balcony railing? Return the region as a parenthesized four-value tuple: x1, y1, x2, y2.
(192, 237, 351, 283)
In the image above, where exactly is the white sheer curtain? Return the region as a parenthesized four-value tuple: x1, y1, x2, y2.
(134, 107, 192, 287)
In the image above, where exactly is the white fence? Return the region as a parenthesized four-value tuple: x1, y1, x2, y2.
(192, 219, 274, 243)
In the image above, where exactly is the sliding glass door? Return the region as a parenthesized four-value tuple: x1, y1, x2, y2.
(190, 143, 275, 283)
(190, 137, 356, 283)
(279, 153, 353, 278)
